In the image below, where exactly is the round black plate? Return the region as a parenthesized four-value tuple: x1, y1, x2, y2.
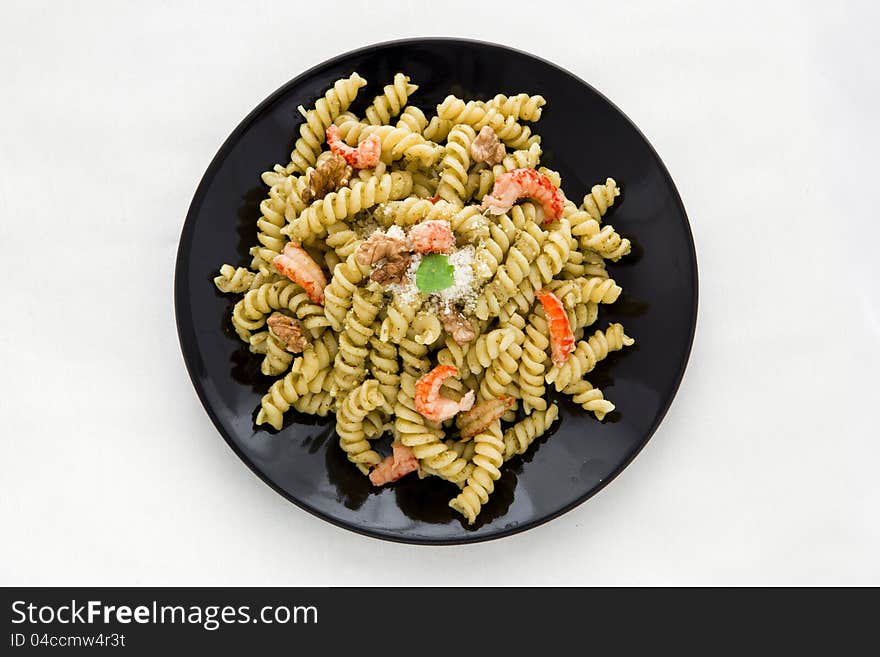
(175, 38, 697, 544)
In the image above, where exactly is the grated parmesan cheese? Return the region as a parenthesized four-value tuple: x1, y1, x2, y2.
(385, 225, 406, 241)
(387, 253, 422, 307)
(436, 245, 477, 310)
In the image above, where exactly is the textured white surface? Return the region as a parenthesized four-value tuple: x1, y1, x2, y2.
(1, 0, 877, 585)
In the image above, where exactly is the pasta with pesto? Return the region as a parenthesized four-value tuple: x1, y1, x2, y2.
(213, 71, 637, 525)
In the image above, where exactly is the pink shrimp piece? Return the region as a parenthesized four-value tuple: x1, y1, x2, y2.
(414, 365, 475, 423)
(456, 395, 516, 439)
(325, 124, 381, 169)
(481, 168, 564, 223)
(272, 241, 328, 305)
(536, 289, 575, 365)
(408, 219, 455, 254)
(369, 443, 420, 486)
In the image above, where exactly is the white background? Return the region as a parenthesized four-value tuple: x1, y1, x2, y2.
(1, 0, 877, 586)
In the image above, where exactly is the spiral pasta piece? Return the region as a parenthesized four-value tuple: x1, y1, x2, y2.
(423, 115, 453, 142)
(448, 204, 488, 243)
(567, 302, 599, 339)
(284, 171, 414, 241)
(472, 315, 525, 403)
(437, 95, 538, 149)
(466, 168, 495, 201)
(370, 124, 439, 166)
(498, 279, 538, 322)
(324, 221, 362, 260)
(563, 248, 609, 279)
(546, 323, 635, 390)
(322, 251, 372, 331)
(580, 177, 620, 223)
(362, 408, 388, 439)
(479, 108, 540, 150)
(374, 197, 455, 228)
(449, 438, 477, 462)
(249, 330, 294, 376)
(420, 438, 476, 486)
(520, 308, 550, 412)
(365, 73, 418, 125)
(396, 106, 428, 133)
(527, 219, 571, 288)
(473, 221, 513, 281)
(368, 336, 399, 411)
(538, 166, 561, 188)
(464, 327, 520, 374)
(285, 72, 366, 174)
(337, 379, 386, 474)
(562, 380, 615, 421)
(397, 328, 431, 377)
(255, 332, 338, 430)
(436, 124, 476, 205)
(332, 287, 382, 397)
(478, 341, 523, 402)
(252, 175, 293, 266)
(278, 164, 316, 203)
(247, 269, 279, 291)
(502, 405, 560, 461)
(577, 223, 632, 261)
(291, 391, 335, 416)
(331, 111, 372, 145)
(448, 420, 504, 524)
(474, 222, 546, 320)
(379, 296, 421, 345)
(563, 200, 631, 261)
(547, 276, 622, 306)
(214, 264, 255, 294)
(231, 279, 326, 341)
(436, 317, 489, 371)
(411, 311, 443, 345)
(436, 95, 488, 125)
(486, 93, 546, 122)
(254, 372, 315, 412)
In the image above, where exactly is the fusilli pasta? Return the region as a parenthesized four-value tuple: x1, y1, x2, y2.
(213, 72, 638, 525)
(285, 72, 366, 174)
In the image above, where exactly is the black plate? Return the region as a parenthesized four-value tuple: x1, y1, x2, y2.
(174, 38, 697, 544)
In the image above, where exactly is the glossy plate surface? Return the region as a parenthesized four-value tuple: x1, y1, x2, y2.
(175, 38, 698, 544)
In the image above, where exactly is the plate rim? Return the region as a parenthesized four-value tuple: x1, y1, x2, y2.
(174, 36, 699, 546)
